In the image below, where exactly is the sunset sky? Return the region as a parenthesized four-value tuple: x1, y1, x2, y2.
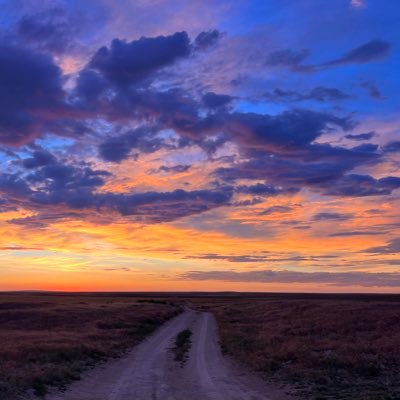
(0, 0, 399, 292)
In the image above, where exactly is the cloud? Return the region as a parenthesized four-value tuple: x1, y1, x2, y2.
(215, 143, 380, 193)
(0, 22, 397, 245)
(329, 230, 386, 237)
(322, 39, 391, 67)
(22, 150, 57, 169)
(265, 49, 310, 71)
(383, 141, 400, 153)
(0, 246, 44, 251)
(264, 86, 350, 103)
(181, 269, 400, 287)
(365, 239, 400, 254)
(345, 131, 376, 141)
(0, 154, 113, 210)
(150, 165, 191, 174)
(324, 174, 400, 197)
(0, 44, 65, 145)
(98, 188, 233, 222)
(265, 40, 390, 73)
(259, 205, 293, 216)
(202, 92, 234, 108)
(312, 212, 353, 221)
(98, 126, 170, 163)
(74, 69, 109, 103)
(227, 110, 352, 153)
(2, 154, 233, 222)
(236, 183, 298, 196)
(194, 29, 222, 49)
(27, 162, 111, 209)
(185, 253, 268, 263)
(17, 7, 75, 54)
(214, 128, 395, 198)
(360, 82, 384, 100)
(0, 174, 32, 198)
(88, 32, 191, 86)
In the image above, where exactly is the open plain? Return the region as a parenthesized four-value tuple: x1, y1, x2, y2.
(1, 292, 399, 400)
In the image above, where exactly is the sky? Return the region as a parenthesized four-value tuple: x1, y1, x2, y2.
(0, 0, 399, 292)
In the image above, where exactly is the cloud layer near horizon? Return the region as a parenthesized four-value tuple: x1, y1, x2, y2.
(182, 269, 400, 287)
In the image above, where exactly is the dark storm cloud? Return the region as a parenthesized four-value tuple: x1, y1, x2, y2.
(202, 92, 234, 108)
(97, 187, 233, 222)
(352, 143, 378, 153)
(7, 157, 111, 209)
(216, 157, 339, 184)
(228, 109, 352, 153)
(0, 174, 32, 197)
(74, 83, 216, 145)
(295, 142, 379, 165)
(0, 44, 65, 145)
(194, 29, 222, 49)
(181, 269, 400, 287)
(75, 69, 109, 103)
(88, 32, 191, 86)
(215, 147, 398, 198)
(0, 151, 233, 223)
(365, 239, 400, 254)
(0, 26, 396, 233)
(75, 40, 362, 166)
(322, 39, 391, 66)
(17, 7, 74, 54)
(312, 212, 353, 221)
(22, 150, 57, 169)
(215, 142, 379, 186)
(264, 86, 350, 103)
(27, 163, 111, 210)
(383, 141, 400, 153)
(345, 131, 376, 141)
(98, 127, 169, 163)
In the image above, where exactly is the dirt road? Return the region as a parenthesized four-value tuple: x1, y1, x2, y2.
(47, 309, 288, 400)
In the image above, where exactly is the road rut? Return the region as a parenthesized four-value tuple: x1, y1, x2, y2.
(47, 309, 287, 400)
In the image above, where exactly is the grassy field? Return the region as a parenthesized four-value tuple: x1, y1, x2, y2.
(0, 293, 181, 399)
(192, 293, 400, 400)
(2, 292, 400, 400)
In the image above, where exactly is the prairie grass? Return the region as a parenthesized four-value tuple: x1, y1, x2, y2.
(195, 294, 400, 400)
(0, 293, 181, 399)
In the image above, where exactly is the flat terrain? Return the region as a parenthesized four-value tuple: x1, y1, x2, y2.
(192, 293, 400, 400)
(0, 293, 181, 399)
(1, 292, 400, 400)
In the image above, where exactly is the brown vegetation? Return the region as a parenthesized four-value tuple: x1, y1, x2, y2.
(173, 329, 192, 365)
(0, 293, 181, 399)
(193, 294, 400, 400)
(3, 291, 400, 400)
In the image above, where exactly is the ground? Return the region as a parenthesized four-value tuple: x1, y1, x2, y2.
(1, 292, 400, 400)
(0, 293, 181, 399)
(191, 293, 400, 400)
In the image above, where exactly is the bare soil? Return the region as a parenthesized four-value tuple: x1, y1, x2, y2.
(46, 309, 290, 400)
